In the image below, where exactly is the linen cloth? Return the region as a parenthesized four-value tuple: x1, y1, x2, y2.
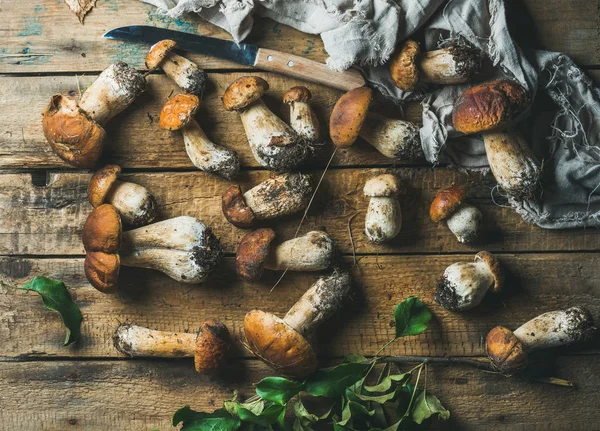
(140, 0, 600, 228)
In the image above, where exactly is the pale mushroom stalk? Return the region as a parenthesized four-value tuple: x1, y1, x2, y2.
(359, 112, 422, 161)
(363, 174, 402, 244)
(283, 86, 320, 141)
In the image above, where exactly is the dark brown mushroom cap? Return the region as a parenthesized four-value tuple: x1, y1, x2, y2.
(283, 86, 312, 104)
(452, 79, 529, 134)
(429, 183, 467, 222)
(84, 251, 120, 294)
(329, 87, 373, 148)
(486, 326, 527, 373)
(159, 94, 200, 131)
(89, 165, 121, 208)
(194, 319, 232, 374)
(222, 76, 269, 111)
(236, 228, 276, 281)
(222, 185, 256, 229)
(389, 40, 421, 91)
(475, 251, 503, 293)
(42, 94, 106, 169)
(244, 310, 317, 378)
(145, 39, 177, 70)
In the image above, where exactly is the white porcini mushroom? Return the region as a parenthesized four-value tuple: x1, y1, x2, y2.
(363, 174, 402, 244)
(429, 184, 483, 244)
(223, 76, 308, 172)
(235, 229, 335, 281)
(222, 172, 313, 228)
(282, 86, 320, 141)
(82, 205, 223, 293)
(435, 251, 502, 312)
(159, 94, 240, 180)
(487, 307, 595, 374)
(244, 269, 352, 378)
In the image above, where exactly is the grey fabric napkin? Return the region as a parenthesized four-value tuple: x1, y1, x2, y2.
(140, 0, 600, 228)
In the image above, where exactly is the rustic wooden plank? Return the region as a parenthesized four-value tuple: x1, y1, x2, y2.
(1, 254, 598, 358)
(2, 170, 600, 257)
(0, 356, 598, 431)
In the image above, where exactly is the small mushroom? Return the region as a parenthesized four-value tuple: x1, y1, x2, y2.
(329, 87, 421, 161)
(88, 165, 157, 227)
(363, 174, 402, 244)
(223, 76, 308, 172)
(282, 86, 320, 141)
(42, 62, 146, 168)
(244, 269, 352, 378)
(452, 79, 541, 200)
(435, 251, 502, 312)
(430, 184, 482, 244)
(113, 320, 231, 374)
(82, 204, 222, 293)
(222, 172, 313, 228)
(486, 307, 595, 374)
(236, 229, 335, 281)
(389, 40, 483, 92)
(159, 94, 240, 180)
(146, 40, 207, 96)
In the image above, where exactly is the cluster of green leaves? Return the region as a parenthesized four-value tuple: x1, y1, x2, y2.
(173, 297, 449, 430)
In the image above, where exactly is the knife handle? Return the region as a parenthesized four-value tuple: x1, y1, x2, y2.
(254, 48, 366, 92)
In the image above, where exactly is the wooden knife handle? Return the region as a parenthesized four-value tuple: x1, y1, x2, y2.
(254, 48, 366, 92)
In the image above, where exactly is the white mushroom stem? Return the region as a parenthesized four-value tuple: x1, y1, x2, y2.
(283, 271, 351, 336)
(78, 62, 145, 126)
(182, 119, 239, 180)
(113, 324, 195, 357)
(288, 101, 320, 140)
(365, 196, 402, 244)
(244, 173, 312, 220)
(159, 52, 205, 95)
(105, 180, 156, 226)
(438, 261, 494, 311)
(265, 231, 334, 271)
(359, 113, 422, 161)
(445, 204, 482, 244)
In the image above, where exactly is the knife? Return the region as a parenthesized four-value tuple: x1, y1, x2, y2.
(103, 25, 366, 92)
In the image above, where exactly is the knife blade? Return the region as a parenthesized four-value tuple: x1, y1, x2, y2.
(103, 25, 365, 91)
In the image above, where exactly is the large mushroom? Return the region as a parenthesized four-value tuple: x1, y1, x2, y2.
(487, 307, 595, 374)
(236, 229, 335, 281)
(82, 204, 222, 293)
(244, 270, 352, 378)
(88, 165, 157, 227)
(222, 76, 308, 172)
(363, 174, 403, 244)
(329, 87, 421, 161)
(430, 184, 482, 244)
(159, 94, 240, 180)
(282, 86, 320, 141)
(222, 172, 313, 229)
(389, 40, 483, 92)
(114, 320, 231, 374)
(452, 79, 541, 200)
(42, 62, 146, 168)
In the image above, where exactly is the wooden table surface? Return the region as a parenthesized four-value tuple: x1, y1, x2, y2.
(1, 1, 599, 430)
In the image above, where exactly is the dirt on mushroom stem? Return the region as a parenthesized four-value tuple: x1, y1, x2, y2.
(189, 226, 223, 274)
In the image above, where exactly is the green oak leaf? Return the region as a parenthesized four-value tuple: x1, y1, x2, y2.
(305, 362, 371, 397)
(236, 402, 285, 426)
(172, 406, 241, 431)
(393, 296, 432, 338)
(363, 373, 411, 393)
(256, 376, 305, 405)
(293, 397, 320, 426)
(22, 276, 82, 345)
(344, 354, 369, 363)
(411, 390, 450, 424)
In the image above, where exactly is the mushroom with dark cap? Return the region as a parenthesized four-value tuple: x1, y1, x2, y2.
(82, 204, 223, 293)
(329, 87, 421, 161)
(452, 79, 541, 200)
(159, 94, 240, 180)
(222, 172, 313, 229)
(283, 86, 320, 141)
(88, 164, 157, 227)
(435, 251, 502, 312)
(146, 40, 207, 96)
(389, 40, 483, 92)
(244, 269, 352, 377)
(42, 62, 146, 168)
(223, 76, 308, 172)
(113, 320, 231, 374)
(487, 307, 595, 374)
(430, 184, 482, 244)
(363, 174, 402, 244)
(236, 229, 335, 281)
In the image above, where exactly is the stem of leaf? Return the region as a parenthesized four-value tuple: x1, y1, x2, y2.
(403, 364, 424, 419)
(374, 337, 397, 357)
(378, 355, 494, 371)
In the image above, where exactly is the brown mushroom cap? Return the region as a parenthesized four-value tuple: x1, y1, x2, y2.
(222, 76, 269, 111)
(42, 94, 106, 169)
(159, 94, 200, 131)
(89, 165, 121, 208)
(236, 228, 276, 281)
(363, 174, 400, 197)
(145, 39, 177, 71)
(389, 40, 421, 92)
(329, 87, 373, 148)
(452, 79, 529, 134)
(244, 309, 317, 378)
(475, 251, 503, 293)
(194, 319, 231, 374)
(221, 185, 257, 229)
(429, 183, 467, 222)
(283, 86, 312, 104)
(84, 251, 120, 294)
(486, 326, 527, 373)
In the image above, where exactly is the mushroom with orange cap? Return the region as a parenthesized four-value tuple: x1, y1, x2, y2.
(363, 174, 403, 244)
(430, 184, 482, 244)
(282, 86, 320, 141)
